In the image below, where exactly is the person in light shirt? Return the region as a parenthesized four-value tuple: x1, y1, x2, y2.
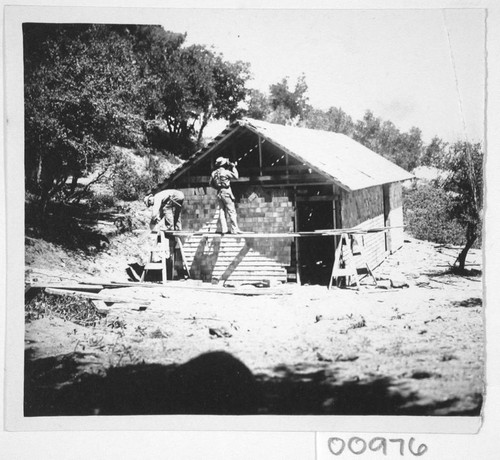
(209, 157, 242, 234)
(143, 189, 185, 232)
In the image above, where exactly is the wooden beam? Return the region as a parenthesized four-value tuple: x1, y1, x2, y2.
(294, 206, 301, 285)
(161, 227, 399, 238)
(295, 195, 340, 202)
(169, 125, 243, 184)
(239, 165, 314, 174)
(174, 173, 328, 187)
(260, 181, 334, 188)
(258, 135, 263, 176)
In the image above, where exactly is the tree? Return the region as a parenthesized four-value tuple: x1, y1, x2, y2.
(24, 24, 144, 211)
(403, 182, 466, 245)
(353, 110, 383, 153)
(353, 111, 423, 171)
(420, 136, 448, 168)
(268, 75, 310, 122)
(24, 23, 251, 212)
(441, 141, 483, 271)
(245, 89, 271, 120)
(142, 41, 250, 153)
(302, 106, 355, 135)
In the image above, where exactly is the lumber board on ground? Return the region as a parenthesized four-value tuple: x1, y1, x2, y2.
(45, 288, 151, 304)
(91, 300, 112, 313)
(28, 283, 104, 292)
(47, 280, 291, 296)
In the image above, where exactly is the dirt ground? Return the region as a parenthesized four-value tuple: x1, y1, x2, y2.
(24, 232, 484, 416)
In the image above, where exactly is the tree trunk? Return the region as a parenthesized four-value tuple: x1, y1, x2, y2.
(455, 225, 477, 272)
(197, 108, 212, 145)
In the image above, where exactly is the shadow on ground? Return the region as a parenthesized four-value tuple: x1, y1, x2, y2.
(423, 268, 482, 278)
(24, 350, 482, 417)
(451, 297, 482, 308)
(25, 199, 125, 253)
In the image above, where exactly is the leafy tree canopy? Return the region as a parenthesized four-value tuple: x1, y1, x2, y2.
(420, 136, 448, 168)
(246, 79, 426, 172)
(24, 23, 144, 209)
(24, 23, 250, 210)
(268, 74, 310, 122)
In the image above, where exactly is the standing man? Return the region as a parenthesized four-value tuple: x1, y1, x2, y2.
(144, 189, 185, 231)
(209, 157, 242, 234)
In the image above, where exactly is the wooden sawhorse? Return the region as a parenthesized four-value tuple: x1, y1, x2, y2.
(140, 232, 190, 284)
(328, 232, 377, 289)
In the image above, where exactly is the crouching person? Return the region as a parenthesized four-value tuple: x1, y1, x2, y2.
(143, 189, 185, 266)
(144, 189, 185, 232)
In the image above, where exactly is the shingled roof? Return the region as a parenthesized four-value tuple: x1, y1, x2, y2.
(166, 118, 414, 192)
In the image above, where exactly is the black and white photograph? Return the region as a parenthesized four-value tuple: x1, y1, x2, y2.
(18, 7, 486, 420)
(5, 6, 500, 453)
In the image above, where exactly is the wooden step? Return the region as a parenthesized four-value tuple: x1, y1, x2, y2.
(212, 269, 287, 277)
(212, 260, 286, 267)
(212, 261, 285, 268)
(180, 216, 289, 284)
(215, 272, 287, 279)
(212, 266, 286, 273)
(215, 275, 287, 282)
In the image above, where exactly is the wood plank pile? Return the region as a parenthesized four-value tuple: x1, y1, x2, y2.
(25, 278, 292, 309)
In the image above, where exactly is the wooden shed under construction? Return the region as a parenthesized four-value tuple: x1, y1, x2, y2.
(159, 118, 414, 285)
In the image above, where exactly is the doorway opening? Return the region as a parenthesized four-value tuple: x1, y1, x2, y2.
(296, 200, 335, 285)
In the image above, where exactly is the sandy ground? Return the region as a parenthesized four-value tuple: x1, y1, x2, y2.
(24, 234, 484, 416)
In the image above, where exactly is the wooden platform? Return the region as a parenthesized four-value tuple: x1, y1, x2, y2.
(149, 225, 399, 286)
(160, 225, 398, 238)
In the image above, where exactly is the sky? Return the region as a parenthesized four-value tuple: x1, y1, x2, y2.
(158, 8, 486, 144)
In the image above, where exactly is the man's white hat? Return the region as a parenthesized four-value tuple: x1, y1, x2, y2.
(215, 157, 228, 166)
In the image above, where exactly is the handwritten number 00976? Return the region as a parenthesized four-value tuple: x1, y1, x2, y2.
(327, 436, 428, 456)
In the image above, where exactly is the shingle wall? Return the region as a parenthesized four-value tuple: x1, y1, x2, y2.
(178, 186, 294, 267)
(178, 182, 402, 279)
(237, 186, 294, 265)
(341, 185, 386, 269)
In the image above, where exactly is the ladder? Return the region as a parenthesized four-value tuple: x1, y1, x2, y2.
(328, 232, 377, 290)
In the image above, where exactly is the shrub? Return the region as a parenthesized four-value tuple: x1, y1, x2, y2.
(111, 150, 171, 201)
(403, 183, 466, 245)
(86, 193, 117, 212)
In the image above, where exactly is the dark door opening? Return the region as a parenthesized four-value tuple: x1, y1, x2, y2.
(296, 201, 335, 285)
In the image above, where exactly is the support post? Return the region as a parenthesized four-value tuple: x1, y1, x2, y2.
(258, 135, 263, 176)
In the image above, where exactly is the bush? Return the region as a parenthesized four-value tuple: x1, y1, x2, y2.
(86, 193, 117, 212)
(112, 158, 145, 201)
(403, 183, 466, 245)
(111, 151, 166, 201)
